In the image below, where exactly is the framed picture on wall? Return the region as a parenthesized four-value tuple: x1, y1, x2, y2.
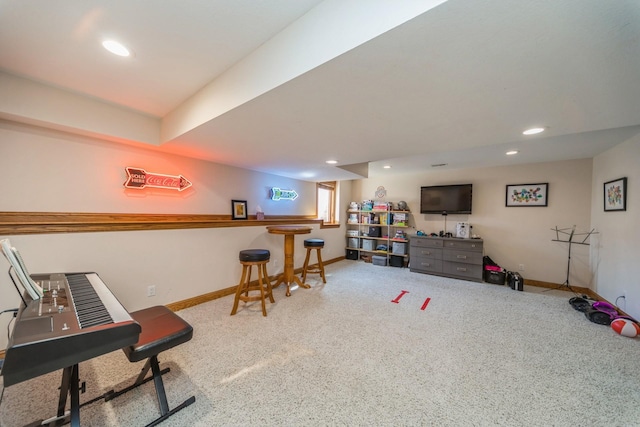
(506, 183, 549, 207)
(603, 177, 627, 212)
(232, 200, 248, 219)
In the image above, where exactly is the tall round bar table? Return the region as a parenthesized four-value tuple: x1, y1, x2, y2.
(266, 225, 311, 296)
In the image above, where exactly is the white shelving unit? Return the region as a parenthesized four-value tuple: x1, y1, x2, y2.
(345, 208, 411, 266)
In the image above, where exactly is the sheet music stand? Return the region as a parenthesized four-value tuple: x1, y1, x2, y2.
(7, 266, 29, 307)
(551, 225, 597, 292)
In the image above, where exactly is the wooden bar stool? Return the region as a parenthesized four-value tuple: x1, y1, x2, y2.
(301, 238, 327, 284)
(231, 249, 274, 316)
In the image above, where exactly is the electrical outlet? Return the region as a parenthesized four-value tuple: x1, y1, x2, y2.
(147, 285, 156, 297)
(518, 264, 525, 271)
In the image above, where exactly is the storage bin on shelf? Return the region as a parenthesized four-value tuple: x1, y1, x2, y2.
(389, 255, 404, 267)
(391, 241, 406, 255)
(361, 239, 375, 251)
(372, 255, 387, 266)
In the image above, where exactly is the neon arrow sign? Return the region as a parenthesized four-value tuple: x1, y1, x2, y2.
(270, 187, 298, 201)
(124, 167, 193, 191)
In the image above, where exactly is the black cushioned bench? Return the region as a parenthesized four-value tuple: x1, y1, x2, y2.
(106, 305, 195, 427)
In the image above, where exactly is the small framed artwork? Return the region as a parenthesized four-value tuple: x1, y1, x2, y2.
(232, 200, 248, 220)
(506, 183, 549, 207)
(603, 177, 627, 212)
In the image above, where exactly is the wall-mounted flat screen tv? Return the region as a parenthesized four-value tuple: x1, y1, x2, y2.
(420, 184, 472, 214)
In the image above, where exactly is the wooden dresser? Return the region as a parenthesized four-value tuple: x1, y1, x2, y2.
(409, 236, 484, 282)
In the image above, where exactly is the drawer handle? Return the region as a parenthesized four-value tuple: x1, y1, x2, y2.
(456, 255, 467, 259)
(421, 262, 431, 267)
(422, 251, 431, 255)
(456, 267, 467, 272)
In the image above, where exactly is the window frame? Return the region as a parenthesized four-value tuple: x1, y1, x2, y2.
(316, 181, 339, 226)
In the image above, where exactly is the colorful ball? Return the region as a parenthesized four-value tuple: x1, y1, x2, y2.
(611, 318, 640, 338)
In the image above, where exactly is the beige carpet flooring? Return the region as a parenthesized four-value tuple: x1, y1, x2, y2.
(1, 260, 639, 426)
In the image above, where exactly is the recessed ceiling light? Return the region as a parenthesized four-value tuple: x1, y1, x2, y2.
(326, 160, 338, 164)
(383, 165, 391, 169)
(523, 127, 545, 135)
(506, 150, 519, 155)
(102, 40, 130, 57)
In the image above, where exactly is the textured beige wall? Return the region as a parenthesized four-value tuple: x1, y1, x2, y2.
(352, 158, 594, 287)
(0, 120, 348, 349)
(0, 120, 316, 215)
(591, 131, 640, 319)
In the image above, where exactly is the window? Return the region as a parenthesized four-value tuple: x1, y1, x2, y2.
(317, 181, 339, 224)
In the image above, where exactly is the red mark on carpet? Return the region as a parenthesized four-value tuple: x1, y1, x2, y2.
(391, 290, 409, 303)
(421, 297, 431, 311)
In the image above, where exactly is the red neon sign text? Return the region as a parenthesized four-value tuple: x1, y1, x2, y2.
(124, 167, 192, 191)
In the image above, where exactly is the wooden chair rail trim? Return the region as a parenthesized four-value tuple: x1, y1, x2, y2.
(0, 212, 322, 235)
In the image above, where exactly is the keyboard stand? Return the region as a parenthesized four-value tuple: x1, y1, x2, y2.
(25, 364, 81, 427)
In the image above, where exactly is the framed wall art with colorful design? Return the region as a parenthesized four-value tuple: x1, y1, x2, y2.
(505, 183, 549, 207)
(603, 177, 627, 212)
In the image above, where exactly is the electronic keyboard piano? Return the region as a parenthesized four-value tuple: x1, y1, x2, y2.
(1, 272, 141, 387)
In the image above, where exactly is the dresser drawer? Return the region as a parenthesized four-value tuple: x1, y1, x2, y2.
(443, 239, 483, 252)
(443, 249, 483, 265)
(411, 237, 443, 248)
(410, 256, 443, 273)
(442, 261, 482, 280)
(410, 247, 442, 259)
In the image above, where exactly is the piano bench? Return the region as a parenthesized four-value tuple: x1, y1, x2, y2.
(124, 305, 193, 362)
(120, 306, 195, 426)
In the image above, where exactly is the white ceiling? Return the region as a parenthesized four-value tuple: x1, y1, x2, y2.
(1, 0, 639, 182)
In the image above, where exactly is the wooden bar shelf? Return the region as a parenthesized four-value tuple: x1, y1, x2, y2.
(0, 212, 321, 235)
